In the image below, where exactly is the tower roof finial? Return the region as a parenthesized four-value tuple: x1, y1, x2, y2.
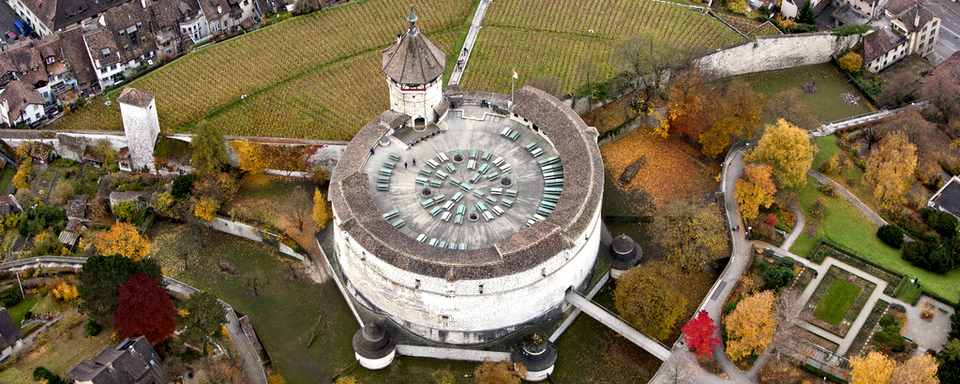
(407, 3, 418, 30)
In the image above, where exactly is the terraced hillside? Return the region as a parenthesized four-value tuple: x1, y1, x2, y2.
(51, 0, 473, 140)
(459, 0, 743, 95)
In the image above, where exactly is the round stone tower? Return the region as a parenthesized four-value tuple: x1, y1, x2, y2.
(610, 234, 641, 279)
(351, 322, 396, 370)
(381, 5, 446, 127)
(510, 335, 558, 381)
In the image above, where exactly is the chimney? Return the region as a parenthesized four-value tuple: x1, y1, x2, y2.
(914, 0, 921, 28)
(396, 30, 401, 45)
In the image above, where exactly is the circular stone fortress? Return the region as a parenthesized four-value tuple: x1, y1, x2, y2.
(328, 8, 603, 354)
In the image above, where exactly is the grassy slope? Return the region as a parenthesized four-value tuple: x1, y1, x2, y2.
(738, 63, 875, 124)
(0, 311, 116, 383)
(148, 221, 357, 384)
(814, 279, 862, 326)
(5, 294, 37, 327)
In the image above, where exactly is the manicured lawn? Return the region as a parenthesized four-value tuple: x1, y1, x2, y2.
(148, 221, 358, 384)
(0, 166, 15, 194)
(814, 279, 862, 326)
(897, 280, 923, 305)
(5, 294, 37, 327)
(738, 63, 875, 124)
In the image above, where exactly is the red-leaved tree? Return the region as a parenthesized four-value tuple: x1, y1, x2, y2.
(114, 273, 179, 344)
(681, 310, 720, 357)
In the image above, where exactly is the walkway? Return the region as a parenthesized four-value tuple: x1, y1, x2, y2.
(564, 290, 671, 361)
(0, 256, 269, 384)
(448, 0, 491, 85)
(808, 169, 886, 226)
(780, 204, 806, 250)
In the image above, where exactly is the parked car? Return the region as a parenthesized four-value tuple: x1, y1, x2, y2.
(14, 21, 29, 35)
(4, 31, 16, 40)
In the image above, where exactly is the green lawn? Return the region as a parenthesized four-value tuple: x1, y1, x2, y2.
(814, 279, 862, 326)
(0, 166, 15, 194)
(0, 311, 117, 383)
(738, 63, 875, 124)
(4, 294, 37, 327)
(148, 221, 357, 384)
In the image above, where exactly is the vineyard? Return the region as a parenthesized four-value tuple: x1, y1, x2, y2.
(459, 0, 744, 95)
(51, 0, 474, 139)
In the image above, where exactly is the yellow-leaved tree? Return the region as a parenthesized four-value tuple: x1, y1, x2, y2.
(474, 359, 526, 384)
(735, 164, 777, 220)
(890, 353, 940, 384)
(699, 79, 764, 157)
(850, 351, 897, 384)
(313, 188, 331, 230)
(838, 52, 863, 73)
(93, 222, 150, 260)
(744, 119, 816, 189)
(234, 140, 267, 175)
(614, 260, 689, 340)
(725, 290, 776, 361)
(192, 197, 220, 222)
(651, 198, 729, 270)
(863, 131, 918, 212)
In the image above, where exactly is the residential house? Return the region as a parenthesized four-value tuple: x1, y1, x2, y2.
(0, 308, 23, 361)
(0, 80, 45, 126)
(929, 176, 960, 219)
(835, 0, 880, 20)
(861, 27, 910, 73)
(83, 1, 159, 91)
(67, 336, 170, 384)
(59, 28, 101, 97)
(888, 0, 939, 57)
(6, 0, 121, 37)
(1, 41, 52, 104)
(855, 0, 940, 73)
(0, 194, 23, 218)
(151, 0, 204, 58)
(198, 0, 258, 38)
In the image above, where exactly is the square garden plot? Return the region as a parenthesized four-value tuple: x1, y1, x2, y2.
(802, 266, 877, 338)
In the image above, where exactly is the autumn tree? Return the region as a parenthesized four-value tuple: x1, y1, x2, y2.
(890, 353, 940, 384)
(285, 187, 311, 232)
(681, 310, 720, 357)
(474, 359, 526, 384)
(114, 273, 179, 344)
(863, 131, 917, 211)
(922, 68, 960, 123)
(666, 68, 713, 139)
(191, 121, 227, 175)
(839, 52, 863, 73)
(179, 291, 227, 356)
(313, 188, 331, 230)
(651, 198, 729, 270)
(850, 351, 897, 384)
(735, 164, 777, 220)
(267, 374, 286, 384)
(878, 72, 919, 107)
(615, 260, 689, 340)
(94, 222, 150, 260)
(78, 255, 162, 323)
(765, 89, 820, 132)
(744, 119, 816, 189)
(192, 197, 220, 222)
(234, 140, 266, 175)
(198, 357, 246, 384)
(13, 155, 31, 191)
(725, 290, 776, 361)
(698, 79, 764, 157)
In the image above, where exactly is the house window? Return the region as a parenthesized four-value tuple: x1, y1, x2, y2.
(920, 43, 925, 51)
(930, 37, 935, 45)
(34, 113, 39, 119)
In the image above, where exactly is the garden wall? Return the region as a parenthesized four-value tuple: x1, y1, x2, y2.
(195, 216, 307, 261)
(696, 32, 863, 78)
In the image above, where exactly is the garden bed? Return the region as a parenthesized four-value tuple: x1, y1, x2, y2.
(802, 266, 876, 337)
(811, 241, 904, 297)
(847, 299, 890, 357)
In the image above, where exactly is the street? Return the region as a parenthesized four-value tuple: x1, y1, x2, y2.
(925, 0, 960, 63)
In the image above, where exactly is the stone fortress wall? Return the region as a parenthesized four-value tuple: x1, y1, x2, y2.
(696, 32, 863, 78)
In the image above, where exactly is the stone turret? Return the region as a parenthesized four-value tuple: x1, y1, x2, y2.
(117, 87, 159, 171)
(610, 234, 642, 279)
(510, 335, 557, 381)
(381, 5, 446, 127)
(352, 322, 396, 370)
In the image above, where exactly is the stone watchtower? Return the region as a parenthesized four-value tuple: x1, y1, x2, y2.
(381, 5, 446, 127)
(117, 88, 160, 171)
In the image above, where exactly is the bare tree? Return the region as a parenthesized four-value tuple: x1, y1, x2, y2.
(877, 72, 918, 107)
(285, 186, 311, 232)
(921, 69, 960, 123)
(772, 288, 804, 358)
(615, 34, 698, 100)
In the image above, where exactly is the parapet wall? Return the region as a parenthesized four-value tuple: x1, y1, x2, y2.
(696, 32, 863, 78)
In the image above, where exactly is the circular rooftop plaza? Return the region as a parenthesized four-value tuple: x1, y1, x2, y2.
(364, 105, 563, 249)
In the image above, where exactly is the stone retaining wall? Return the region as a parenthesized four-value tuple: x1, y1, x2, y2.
(696, 32, 863, 78)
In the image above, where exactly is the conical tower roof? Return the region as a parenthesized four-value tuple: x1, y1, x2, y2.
(381, 6, 446, 85)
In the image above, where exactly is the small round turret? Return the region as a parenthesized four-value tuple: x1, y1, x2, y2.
(510, 335, 557, 381)
(352, 322, 396, 370)
(610, 234, 642, 279)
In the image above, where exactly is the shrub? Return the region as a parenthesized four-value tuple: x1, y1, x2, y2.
(926, 210, 958, 238)
(52, 182, 76, 205)
(879, 313, 895, 327)
(0, 286, 22, 306)
(877, 225, 904, 249)
(763, 265, 795, 290)
(33, 366, 66, 384)
(84, 320, 102, 337)
(171, 175, 194, 198)
(765, 214, 778, 227)
(873, 326, 906, 352)
(838, 52, 863, 73)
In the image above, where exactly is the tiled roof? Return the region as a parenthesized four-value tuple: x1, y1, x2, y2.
(1, 80, 45, 121)
(83, 28, 122, 68)
(329, 86, 603, 280)
(59, 28, 98, 87)
(861, 29, 899, 63)
(885, 0, 913, 16)
(66, 195, 89, 219)
(67, 336, 168, 384)
(21, 0, 122, 32)
(1, 42, 49, 88)
(117, 87, 155, 108)
(151, 0, 201, 30)
(101, 1, 159, 63)
(895, 3, 936, 33)
(381, 26, 446, 84)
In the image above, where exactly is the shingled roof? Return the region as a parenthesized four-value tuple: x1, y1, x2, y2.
(0, 308, 22, 351)
(67, 336, 169, 384)
(381, 12, 446, 85)
(1, 80, 45, 122)
(117, 87, 155, 108)
(861, 28, 901, 63)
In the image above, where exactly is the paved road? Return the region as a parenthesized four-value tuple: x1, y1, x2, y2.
(808, 170, 886, 226)
(448, 0, 491, 85)
(564, 290, 672, 361)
